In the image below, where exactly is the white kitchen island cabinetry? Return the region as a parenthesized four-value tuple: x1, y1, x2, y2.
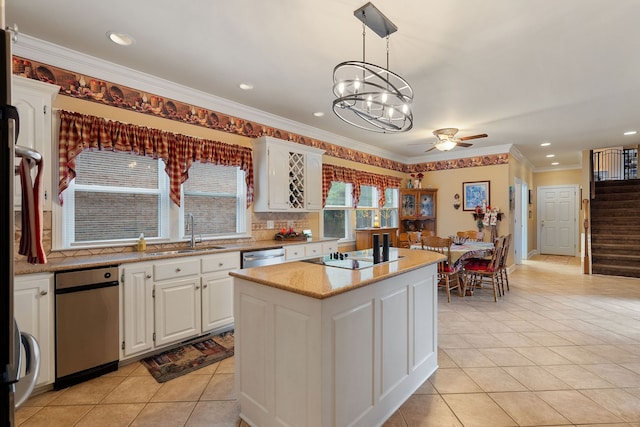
(14, 273, 54, 387)
(283, 240, 338, 262)
(119, 251, 239, 360)
(252, 136, 324, 212)
(231, 248, 442, 427)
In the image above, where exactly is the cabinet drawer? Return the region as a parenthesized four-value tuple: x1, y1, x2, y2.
(154, 258, 200, 281)
(201, 252, 240, 273)
(305, 243, 323, 258)
(285, 245, 307, 260)
(322, 241, 337, 255)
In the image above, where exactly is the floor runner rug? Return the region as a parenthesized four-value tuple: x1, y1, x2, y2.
(140, 331, 234, 383)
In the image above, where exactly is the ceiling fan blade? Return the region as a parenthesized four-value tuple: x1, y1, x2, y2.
(424, 146, 436, 153)
(458, 133, 488, 141)
(456, 142, 473, 148)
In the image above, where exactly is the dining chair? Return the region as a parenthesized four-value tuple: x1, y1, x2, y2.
(464, 230, 479, 241)
(397, 233, 410, 248)
(422, 236, 462, 303)
(463, 235, 504, 302)
(497, 234, 512, 294)
(407, 231, 421, 247)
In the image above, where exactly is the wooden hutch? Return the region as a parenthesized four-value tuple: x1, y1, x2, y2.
(399, 188, 438, 235)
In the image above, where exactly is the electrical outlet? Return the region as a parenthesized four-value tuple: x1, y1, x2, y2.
(287, 220, 294, 228)
(267, 220, 274, 229)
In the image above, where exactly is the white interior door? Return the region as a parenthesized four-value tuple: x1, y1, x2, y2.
(538, 185, 578, 256)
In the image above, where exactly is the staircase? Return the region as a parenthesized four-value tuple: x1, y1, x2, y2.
(590, 179, 640, 277)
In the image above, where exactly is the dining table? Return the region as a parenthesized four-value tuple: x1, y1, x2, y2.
(411, 239, 495, 296)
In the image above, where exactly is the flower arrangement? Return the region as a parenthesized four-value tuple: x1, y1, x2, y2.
(410, 172, 424, 188)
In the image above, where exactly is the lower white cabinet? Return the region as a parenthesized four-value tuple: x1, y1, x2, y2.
(284, 240, 338, 262)
(120, 252, 239, 360)
(14, 273, 54, 387)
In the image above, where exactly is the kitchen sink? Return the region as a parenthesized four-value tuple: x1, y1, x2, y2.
(148, 246, 226, 256)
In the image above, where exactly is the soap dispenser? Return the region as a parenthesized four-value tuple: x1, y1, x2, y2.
(137, 233, 147, 252)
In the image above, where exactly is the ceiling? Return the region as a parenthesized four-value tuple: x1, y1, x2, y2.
(6, 0, 640, 169)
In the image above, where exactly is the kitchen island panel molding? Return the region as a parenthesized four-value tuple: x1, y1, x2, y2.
(233, 252, 439, 427)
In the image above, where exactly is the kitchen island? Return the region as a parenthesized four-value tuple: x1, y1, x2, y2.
(229, 248, 444, 427)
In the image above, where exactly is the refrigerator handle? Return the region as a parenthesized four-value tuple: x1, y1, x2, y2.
(13, 332, 40, 409)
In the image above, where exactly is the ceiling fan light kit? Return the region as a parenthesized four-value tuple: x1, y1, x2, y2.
(332, 2, 414, 133)
(426, 128, 488, 152)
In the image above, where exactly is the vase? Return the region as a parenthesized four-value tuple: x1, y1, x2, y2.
(418, 180, 422, 189)
(413, 179, 419, 188)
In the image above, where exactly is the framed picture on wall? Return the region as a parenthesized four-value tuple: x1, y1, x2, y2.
(462, 181, 490, 211)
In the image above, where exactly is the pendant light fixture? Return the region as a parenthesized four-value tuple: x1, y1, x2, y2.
(332, 2, 414, 133)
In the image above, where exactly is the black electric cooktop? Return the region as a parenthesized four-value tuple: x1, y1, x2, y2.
(302, 249, 405, 270)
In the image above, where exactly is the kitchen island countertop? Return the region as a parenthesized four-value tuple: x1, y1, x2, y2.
(230, 247, 444, 299)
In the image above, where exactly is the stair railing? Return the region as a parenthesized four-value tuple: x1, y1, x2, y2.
(592, 148, 638, 183)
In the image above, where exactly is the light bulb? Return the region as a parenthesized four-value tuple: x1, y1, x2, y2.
(367, 95, 373, 107)
(402, 104, 409, 114)
(388, 107, 395, 119)
(381, 92, 388, 103)
(354, 76, 361, 92)
(338, 82, 345, 95)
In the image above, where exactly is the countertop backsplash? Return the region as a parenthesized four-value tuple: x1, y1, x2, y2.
(14, 210, 318, 274)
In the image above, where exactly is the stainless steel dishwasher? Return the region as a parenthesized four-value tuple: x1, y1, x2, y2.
(54, 266, 119, 389)
(241, 247, 285, 268)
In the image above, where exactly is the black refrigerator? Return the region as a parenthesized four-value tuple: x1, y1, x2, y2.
(0, 27, 40, 427)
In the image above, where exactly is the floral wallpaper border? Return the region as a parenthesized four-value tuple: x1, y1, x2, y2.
(13, 56, 508, 173)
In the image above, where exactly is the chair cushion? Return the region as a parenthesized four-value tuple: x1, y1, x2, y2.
(465, 263, 495, 272)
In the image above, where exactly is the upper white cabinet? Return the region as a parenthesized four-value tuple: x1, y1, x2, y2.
(252, 136, 324, 212)
(12, 76, 60, 210)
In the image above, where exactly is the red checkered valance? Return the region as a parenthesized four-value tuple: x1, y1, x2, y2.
(57, 110, 254, 208)
(322, 164, 402, 208)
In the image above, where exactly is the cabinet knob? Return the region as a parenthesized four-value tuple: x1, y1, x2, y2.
(146, 274, 152, 279)
(218, 262, 224, 267)
(195, 286, 200, 290)
(40, 290, 48, 296)
(176, 268, 182, 272)
(203, 284, 208, 289)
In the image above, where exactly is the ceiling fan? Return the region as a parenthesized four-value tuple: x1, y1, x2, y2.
(425, 128, 488, 152)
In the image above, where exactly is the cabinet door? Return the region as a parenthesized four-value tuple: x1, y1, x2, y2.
(305, 153, 323, 210)
(418, 192, 435, 218)
(121, 263, 154, 358)
(155, 277, 201, 347)
(13, 77, 58, 210)
(401, 191, 417, 218)
(14, 273, 54, 386)
(267, 143, 290, 210)
(202, 272, 234, 332)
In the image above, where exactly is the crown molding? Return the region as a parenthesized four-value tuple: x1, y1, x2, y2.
(12, 34, 408, 163)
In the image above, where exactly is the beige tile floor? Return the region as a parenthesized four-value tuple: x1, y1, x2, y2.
(16, 255, 640, 426)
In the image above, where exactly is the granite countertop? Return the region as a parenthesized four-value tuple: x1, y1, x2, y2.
(14, 238, 338, 275)
(229, 247, 444, 299)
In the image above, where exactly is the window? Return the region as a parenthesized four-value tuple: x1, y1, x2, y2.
(323, 183, 398, 241)
(323, 182, 353, 240)
(356, 186, 399, 229)
(182, 162, 246, 237)
(58, 150, 247, 249)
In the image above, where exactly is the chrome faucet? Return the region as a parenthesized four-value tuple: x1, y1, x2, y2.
(188, 213, 196, 248)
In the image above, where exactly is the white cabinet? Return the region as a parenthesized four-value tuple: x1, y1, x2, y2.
(252, 136, 324, 212)
(120, 252, 239, 359)
(284, 241, 338, 261)
(12, 76, 59, 210)
(155, 277, 202, 347)
(120, 262, 154, 358)
(201, 252, 240, 332)
(14, 273, 54, 386)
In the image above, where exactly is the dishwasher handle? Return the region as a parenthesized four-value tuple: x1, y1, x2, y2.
(243, 253, 284, 262)
(55, 280, 119, 295)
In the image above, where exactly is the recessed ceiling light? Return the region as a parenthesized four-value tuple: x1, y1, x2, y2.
(239, 83, 254, 90)
(546, 154, 555, 158)
(624, 131, 637, 136)
(551, 162, 559, 165)
(540, 142, 551, 147)
(313, 112, 325, 117)
(106, 31, 135, 46)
